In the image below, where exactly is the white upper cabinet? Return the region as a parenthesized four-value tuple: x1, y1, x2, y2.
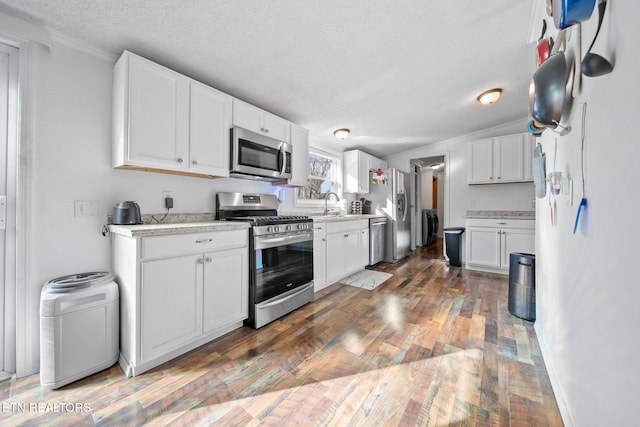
(113, 51, 231, 178)
(283, 123, 309, 187)
(114, 52, 190, 170)
(468, 133, 533, 184)
(495, 134, 524, 182)
(343, 149, 371, 194)
(369, 156, 388, 171)
(189, 81, 232, 177)
(232, 99, 290, 143)
(468, 138, 494, 183)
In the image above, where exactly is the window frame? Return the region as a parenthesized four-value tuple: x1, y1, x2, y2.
(294, 147, 343, 208)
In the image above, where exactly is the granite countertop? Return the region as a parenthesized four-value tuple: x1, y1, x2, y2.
(465, 210, 535, 220)
(108, 213, 251, 238)
(109, 221, 250, 238)
(311, 214, 386, 223)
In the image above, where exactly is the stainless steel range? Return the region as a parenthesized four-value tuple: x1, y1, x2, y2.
(216, 192, 314, 328)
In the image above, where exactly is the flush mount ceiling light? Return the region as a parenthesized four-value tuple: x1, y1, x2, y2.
(477, 88, 503, 105)
(333, 128, 350, 140)
(430, 163, 443, 170)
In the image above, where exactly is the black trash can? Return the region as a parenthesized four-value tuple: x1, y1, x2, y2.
(443, 227, 465, 267)
(508, 253, 536, 321)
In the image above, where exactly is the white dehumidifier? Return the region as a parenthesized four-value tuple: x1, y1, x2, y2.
(40, 272, 119, 389)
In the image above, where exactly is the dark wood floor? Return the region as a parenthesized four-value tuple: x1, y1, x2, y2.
(0, 239, 562, 426)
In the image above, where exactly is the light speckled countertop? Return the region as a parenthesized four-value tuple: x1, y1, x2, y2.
(109, 221, 250, 238)
(311, 214, 386, 223)
(465, 210, 535, 220)
(108, 213, 251, 237)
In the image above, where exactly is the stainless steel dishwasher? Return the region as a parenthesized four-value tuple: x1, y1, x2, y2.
(369, 217, 387, 265)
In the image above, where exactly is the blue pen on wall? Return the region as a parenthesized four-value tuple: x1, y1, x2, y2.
(574, 103, 588, 234)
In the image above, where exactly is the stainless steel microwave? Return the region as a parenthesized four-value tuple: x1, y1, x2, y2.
(230, 127, 292, 181)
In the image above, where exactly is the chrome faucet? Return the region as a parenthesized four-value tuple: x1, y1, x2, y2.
(323, 192, 340, 216)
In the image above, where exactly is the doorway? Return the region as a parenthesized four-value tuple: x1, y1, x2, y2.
(0, 41, 19, 380)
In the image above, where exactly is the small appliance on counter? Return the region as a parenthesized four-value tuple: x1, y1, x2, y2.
(361, 199, 372, 214)
(350, 200, 362, 215)
(112, 201, 142, 225)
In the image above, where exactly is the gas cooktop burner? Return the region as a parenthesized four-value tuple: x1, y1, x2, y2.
(227, 215, 311, 225)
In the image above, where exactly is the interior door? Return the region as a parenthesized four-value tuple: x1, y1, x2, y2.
(0, 42, 18, 378)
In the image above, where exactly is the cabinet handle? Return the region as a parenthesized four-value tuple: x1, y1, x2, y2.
(497, 222, 507, 225)
(489, 176, 493, 180)
(192, 160, 198, 166)
(497, 176, 501, 180)
(177, 158, 183, 164)
(205, 257, 212, 263)
(344, 234, 348, 237)
(264, 128, 269, 133)
(197, 258, 205, 264)
(322, 238, 326, 242)
(196, 238, 213, 243)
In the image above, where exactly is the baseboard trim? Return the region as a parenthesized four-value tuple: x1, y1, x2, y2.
(534, 322, 574, 427)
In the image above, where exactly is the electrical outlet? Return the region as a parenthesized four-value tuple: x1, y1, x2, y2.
(162, 191, 173, 200)
(74, 200, 98, 217)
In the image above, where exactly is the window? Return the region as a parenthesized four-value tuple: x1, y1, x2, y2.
(296, 149, 341, 205)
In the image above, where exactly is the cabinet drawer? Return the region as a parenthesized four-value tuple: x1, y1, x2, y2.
(466, 218, 534, 229)
(313, 223, 327, 237)
(327, 219, 365, 234)
(142, 229, 247, 259)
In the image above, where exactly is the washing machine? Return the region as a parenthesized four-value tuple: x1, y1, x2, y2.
(40, 272, 119, 389)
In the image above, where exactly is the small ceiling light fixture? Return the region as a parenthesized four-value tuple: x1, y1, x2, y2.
(333, 128, 350, 140)
(430, 163, 443, 170)
(477, 88, 503, 105)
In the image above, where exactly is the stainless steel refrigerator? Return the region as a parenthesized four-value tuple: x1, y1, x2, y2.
(367, 168, 411, 262)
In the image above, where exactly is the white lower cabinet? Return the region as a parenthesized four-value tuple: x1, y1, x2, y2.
(313, 223, 328, 292)
(323, 219, 369, 285)
(203, 247, 248, 333)
(114, 228, 248, 377)
(465, 219, 534, 274)
(140, 254, 203, 362)
(360, 226, 370, 267)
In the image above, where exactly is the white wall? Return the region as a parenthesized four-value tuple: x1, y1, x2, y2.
(385, 121, 535, 231)
(435, 170, 444, 238)
(26, 41, 273, 373)
(420, 169, 433, 209)
(534, 1, 640, 425)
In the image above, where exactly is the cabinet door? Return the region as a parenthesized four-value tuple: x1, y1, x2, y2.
(203, 247, 248, 333)
(288, 124, 310, 186)
(495, 134, 524, 182)
(466, 227, 501, 268)
(501, 229, 535, 267)
(141, 254, 203, 362)
(468, 139, 494, 183)
(343, 231, 362, 277)
(523, 135, 535, 181)
(326, 233, 345, 284)
(262, 112, 290, 142)
(313, 225, 327, 292)
(360, 227, 370, 268)
(358, 151, 370, 193)
(343, 150, 359, 194)
(127, 54, 190, 169)
(370, 155, 387, 171)
(232, 99, 262, 134)
(189, 81, 232, 177)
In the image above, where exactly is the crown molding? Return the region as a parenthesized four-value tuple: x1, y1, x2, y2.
(49, 30, 117, 63)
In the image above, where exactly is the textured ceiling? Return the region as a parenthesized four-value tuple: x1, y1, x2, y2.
(0, 0, 536, 157)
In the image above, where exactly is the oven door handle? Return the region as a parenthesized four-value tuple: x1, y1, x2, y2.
(255, 232, 313, 249)
(258, 282, 314, 308)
